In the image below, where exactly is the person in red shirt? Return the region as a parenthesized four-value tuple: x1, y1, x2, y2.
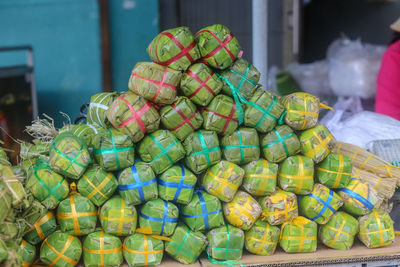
(375, 18, 400, 120)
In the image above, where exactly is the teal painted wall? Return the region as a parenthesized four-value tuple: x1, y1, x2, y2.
(0, 0, 102, 124)
(109, 0, 159, 91)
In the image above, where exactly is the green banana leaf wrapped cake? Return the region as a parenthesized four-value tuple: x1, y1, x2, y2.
(139, 199, 178, 236)
(300, 124, 336, 163)
(221, 128, 260, 165)
(279, 216, 317, 253)
(195, 24, 241, 69)
(299, 184, 343, 224)
(245, 220, 280, 256)
(223, 191, 261, 230)
(57, 195, 97, 236)
(40, 232, 82, 267)
(259, 188, 298, 225)
(160, 96, 203, 140)
(20, 140, 49, 160)
(49, 133, 90, 179)
(147, 26, 200, 71)
(165, 223, 207, 264)
(83, 231, 123, 267)
(107, 91, 160, 143)
(358, 210, 395, 248)
(316, 153, 352, 189)
(181, 190, 225, 232)
(319, 211, 359, 250)
(242, 159, 278, 196)
(137, 130, 185, 174)
(0, 146, 10, 166)
(338, 179, 381, 216)
(128, 62, 182, 104)
(202, 160, 244, 202)
(158, 165, 197, 204)
(207, 224, 244, 261)
(99, 196, 137, 236)
(244, 89, 285, 133)
(280, 92, 321, 130)
(278, 155, 314, 195)
(180, 63, 223, 106)
(21, 240, 36, 267)
(261, 125, 300, 163)
(77, 164, 118, 206)
(202, 94, 239, 135)
(25, 159, 69, 210)
(92, 128, 135, 171)
(20, 200, 47, 235)
(123, 234, 164, 267)
(24, 211, 57, 245)
(0, 181, 13, 223)
(3, 240, 23, 267)
(1, 164, 28, 208)
(0, 221, 19, 241)
(70, 123, 101, 148)
(118, 163, 157, 205)
(183, 130, 221, 174)
(87, 92, 119, 128)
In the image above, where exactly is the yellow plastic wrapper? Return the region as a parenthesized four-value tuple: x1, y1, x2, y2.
(279, 216, 317, 253)
(242, 159, 278, 196)
(299, 124, 336, 163)
(202, 160, 244, 202)
(278, 155, 314, 195)
(259, 188, 298, 225)
(223, 191, 261, 231)
(358, 210, 395, 248)
(245, 220, 280, 256)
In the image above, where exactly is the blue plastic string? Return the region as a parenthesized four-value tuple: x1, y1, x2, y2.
(308, 190, 335, 221)
(337, 188, 374, 211)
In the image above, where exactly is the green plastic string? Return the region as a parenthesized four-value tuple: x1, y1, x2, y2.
(228, 64, 257, 89)
(278, 109, 287, 125)
(262, 129, 294, 157)
(254, 96, 279, 129)
(189, 131, 220, 166)
(206, 250, 244, 267)
(148, 135, 178, 164)
(222, 129, 259, 164)
(52, 136, 85, 172)
(34, 168, 64, 201)
(171, 228, 195, 258)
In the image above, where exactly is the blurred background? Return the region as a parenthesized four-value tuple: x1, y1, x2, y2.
(0, 0, 399, 148)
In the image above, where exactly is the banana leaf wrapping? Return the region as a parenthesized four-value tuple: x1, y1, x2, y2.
(117, 162, 157, 205)
(242, 159, 278, 196)
(82, 231, 123, 267)
(158, 165, 197, 204)
(40, 232, 82, 267)
(160, 96, 203, 140)
(195, 24, 241, 70)
(244, 89, 285, 133)
(3, 240, 22, 267)
(300, 124, 336, 163)
(319, 211, 358, 250)
(299, 184, 343, 224)
(0, 146, 10, 166)
(0, 221, 19, 240)
(358, 210, 395, 248)
(137, 130, 185, 174)
(20, 200, 47, 236)
(259, 188, 298, 225)
(0, 239, 7, 262)
(20, 140, 49, 160)
(49, 133, 90, 179)
(206, 224, 244, 261)
(279, 216, 317, 253)
(21, 240, 36, 267)
(123, 234, 164, 267)
(128, 62, 182, 104)
(57, 195, 97, 236)
(87, 92, 119, 128)
(221, 127, 260, 165)
(92, 128, 135, 171)
(11, 165, 26, 178)
(147, 26, 200, 71)
(77, 164, 118, 206)
(1, 164, 28, 208)
(165, 223, 207, 264)
(0, 181, 12, 222)
(24, 211, 57, 245)
(107, 91, 160, 143)
(202, 94, 239, 136)
(26, 160, 69, 210)
(99, 196, 137, 236)
(183, 130, 221, 174)
(280, 92, 321, 130)
(278, 155, 315, 195)
(245, 220, 280, 256)
(223, 191, 262, 231)
(139, 199, 179, 236)
(202, 160, 244, 202)
(70, 123, 101, 148)
(181, 190, 225, 232)
(316, 153, 352, 189)
(220, 58, 260, 100)
(180, 63, 223, 106)
(261, 125, 300, 163)
(338, 179, 381, 216)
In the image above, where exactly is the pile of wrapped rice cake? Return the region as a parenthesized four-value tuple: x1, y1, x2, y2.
(0, 24, 399, 267)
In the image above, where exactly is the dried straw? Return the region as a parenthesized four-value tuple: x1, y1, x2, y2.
(25, 114, 58, 143)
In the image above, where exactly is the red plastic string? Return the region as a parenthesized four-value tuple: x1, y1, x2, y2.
(186, 70, 215, 98)
(170, 104, 198, 131)
(202, 103, 238, 134)
(195, 30, 235, 60)
(155, 32, 196, 65)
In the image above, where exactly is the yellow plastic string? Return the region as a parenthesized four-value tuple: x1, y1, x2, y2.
(306, 129, 333, 159)
(233, 195, 257, 226)
(135, 228, 173, 241)
(374, 177, 382, 189)
(45, 235, 77, 266)
(118, 198, 126, 236)
(20, 240, 31, 267)
(360, 155, 375, 170)
(262, 189, 296, 221)
(359, 211, 392, 247)
(319, 103, 335, 112)
(69, 182, 78, 195)
(287, 94, 318, 130)
(325, 219, 350, 247)
(206, 164, 238, 195)
(27, 212, 54, 241)
(84, 173, 113, 200)
(250, 224, 277, 254)
(334, 154, 345, 188)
